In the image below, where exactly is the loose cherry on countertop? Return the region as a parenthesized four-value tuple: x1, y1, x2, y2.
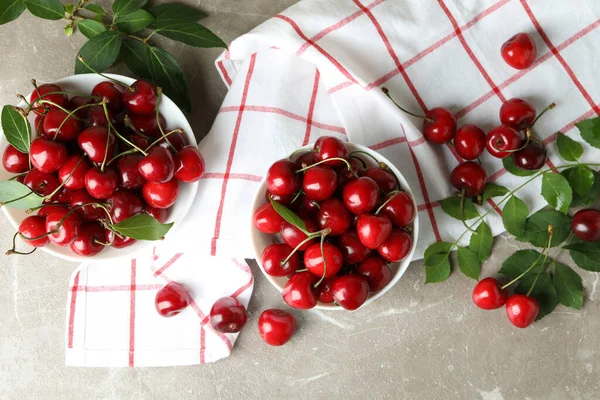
(70, 222, 106, 256)
(472, 277, 508, 310)
(45, 208, 81, 246)
(453, 125, 486, 160)
(142, 179, 179, 209)
(3, 145, 29, 173)
(258, 309, 296, 346)
(450, 161, 487, 197)
(303, 165, 337, 201)
(501, 32, 537, 70)
(138, 146, 175, 183)
(500, 98, 536, 129)
(253, 203, 285, 234)
(29, 137, 68, 174)
(30, 83, 69, 115)
(280, 217, 319, 250)
(337, 230, 371, 264)
(313, 136, 348, 168)
(155, 282, 191, 317)
(209, 297, 248, 333)
(512, 141, 547, 170)
(304, 242, 343, 278)
(174, 146, 205, 183)
(356, 213, 392, 249)
(342, 176, 380, 215)
(317, 198, 352, 236)
(266, 159, 300, 196)
(331, 274, 370, 310)
(571, 209, 600, 242)
(123, 80, 159, 115)
(357, 255, 393, 291)
(485, 126, 524, 159)
(58, 154, 90, 190)
(505, 294, 539, 328)
(261, 243, 300, 277)
(380, 191, 415, 227)
(377, 228, 411, 262)
(282, 271, 319, 309)
(18, 216, 50, 247)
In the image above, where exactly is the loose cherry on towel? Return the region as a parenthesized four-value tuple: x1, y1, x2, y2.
(155, 282, 191, 317)
(501, 33, 537, 70)
(453, 125, 486, 160)
(450, 161, 487, 197)
(499, 98, 536, 129)
(209, 297, 248, 333)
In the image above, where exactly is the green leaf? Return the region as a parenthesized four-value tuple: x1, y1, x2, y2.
(439, 196, 479, 221)
(116, 9, 154, 33)
(552, 263, 583, 310)
(502, 195, 528, 239)
(120, 38, 152, 79)
(565, 242, 600, 272)
(77, 19, 106, 39)
(149, 3, 207, 23)
(424, 241, 454, 262)
(23, 0, 64, 20)
(569, 169, 600, 207)
(0, 0, 26, 25)
(63, 22, 73, 36)
(576, 117, 600, 149)
(469, 221, 492, 262)
(457, 246, 480, 280)
(503, 156, 537, 176)
(111, 213, 172, 240)
(0, 181, 45, 209)
(269, 196, 307, 232)
(481, 183, 509, 203)
(498, 249, 549, 281)
(153, 20, 226, 48)
(424, 253, 451, 284)
(1, 105, 30, 153)
(556, 132, 583, 161)
(568, 166, 595, 196)
(541, 172, 572, 214)
(112, 0, 146, 19)
(524, 210, 571, 248)
(83, 3, 104, 15)
(75, 30, 122, 74)
(146, 45, 191, 113)
(515, 274, 558, 321)
(64, 3, 73, 15)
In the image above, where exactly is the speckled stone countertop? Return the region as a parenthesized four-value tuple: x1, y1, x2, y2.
(1, 1, 599, 399)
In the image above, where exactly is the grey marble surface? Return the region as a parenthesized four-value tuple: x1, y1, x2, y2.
(1, 1, 599, 399)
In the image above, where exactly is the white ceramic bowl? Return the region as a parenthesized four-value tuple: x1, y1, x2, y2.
(250, 142, 419, 310)
(0, 74, 198, 262)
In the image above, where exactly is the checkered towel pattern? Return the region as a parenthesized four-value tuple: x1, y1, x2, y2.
(66, 0, 600, 366)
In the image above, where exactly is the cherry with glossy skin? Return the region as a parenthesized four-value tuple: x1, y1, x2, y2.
(317, 277, 337, 303)
(107, 190, 144, 223)
(30, 83, 68, 115)
(365, 168, 397, 193)
(58, 154, 89, 190)
(18, 216, 50, 247)
(85, 167, 119, 199)
(304, 242, 343, 278)
(500, 98, 536, 129)
(70, 222, 106, 256)
(34, 114, 46, 137)
(423, 107, 457, 144)
(266, 159, 301, 196)
(106, 230, 136, 248)
(29, 137, 68, 173)
(501, 33, 537, 70)
(317, 198, 352, 236)
(253, 203, 284, 234)
(24, 169, 59, 197)
(512, 141, 547, 170)
(174, 146, 205, 182)
(157, 131, 189, 152)
(454, 125, 486, 160)
(282, 271, 319, 309)
(357, 255, 393, 291)
(126, 133, 150, 150)
(86, 105, 116, 127)
(209, 297, 247, 333)
(68, 96, 92, 118)
(37, 204, 67, 218)
(299, 197, 319, 216)
(70, 189, 106, 221)
(258, 309, 296, 346)
(117, 154, 145, 190)
(155, 282, 191, 317)
(303, 165, 337, 201)
(55, 187, 71, 203)
(337, 230, 371, 264)
(91, 81, 125, 113)
(77, 127, 116, 163)
(146, 205, 169, 223)
(505, 294, 539, 328)
(142, 179, 179, 209)
(313, 136, 348, 168)
(123, 80, 158, 115)
(356, 214, 392, 249)
(337, 157, 365, 188)
(265, 191, 296, 207)
(377, 228, 412, 262)
(381, 192, 415, 227)
(138, 146, 175, 183)
(261, 243, 300, 277)
(331, 274, 370, 310)
(42, 109, 82, 142)
(450, 161, 487, 197)
(342, 176, 380, 215)
(128, 113, 166, 137)
(280, 217, 319, 251)
(3, 145, 29, 173)
(485, 126, 524, 158)
(472, 277, 508, 310)
(571, 209, 600, 242)
(45, 208, 81, 246)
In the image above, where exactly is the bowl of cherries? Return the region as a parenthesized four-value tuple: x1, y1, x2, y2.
(251, 137, 419, 311)
(0, 73, 204, 261)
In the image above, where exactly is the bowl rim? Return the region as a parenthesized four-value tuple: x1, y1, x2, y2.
(250, 141, 420, 311)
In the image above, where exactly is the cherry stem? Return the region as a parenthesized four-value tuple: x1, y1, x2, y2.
(8, 171, 30, 181)
(295, 157, 357, 178)
(349, 155, 367, 169)
(500, 229, 553, 291)
(6, 232, 37, 256)
(144, 128, 183, 152)
(290, 190, 303, 204)
(45, 155, 85, 199)
(154, 89, 177, 152)
(76, 55, 129, 90)
(110, 121, 148, 157)
(495, 129, 533, 154)
(374, 190, 401, 215)
(529, 102, 556, 129)
(37, 99, 85, 121)
(349, 150, 379, 165)
(382, 87, 432, 122)
(289, 148, 309, 159)
(17, 94, 32, 108)
(93, 239, 112, 246)
(459, 189, 477, 234)
(314, 234, 328, 288)
(107, 148, 138, 166)
(55, 102, 100, 138)
(279, 228, 331, 266)
(526, 226, 553, 296)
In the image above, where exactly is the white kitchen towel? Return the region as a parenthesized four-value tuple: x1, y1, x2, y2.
(67, 0, 600, 366)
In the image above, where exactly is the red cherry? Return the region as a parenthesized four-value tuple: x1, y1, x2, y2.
(54, 187, 72, 203)
(265, 191, 296, 207)
(450, 161, 486, 197)
(317, 198, 352, 236)
(29, 137, 68, 173)
(42, 109, 82, 142)
(571, 209, 600, 242)
(125, 133, 150, 150)
(258, 309, 296, 346)
(174, 146, 205, 182)
(505, 294, 539, 328)
(512, 141, 547, 170)
(501, 33, 537, 70)
(485, 126, 524, 158)
(24, 169, 59, 197)
(337, 230, 371, 264)
(58, 154, 90, 190)
(30, 83, 68, 115)
(146, 205, 169, 223)
(342, 176, 380, 215)
(3, 145, 29, 173)
(356, 214, 392, 249)
(155, 282, 191, 317)
(128, 113, 166, 137)
(423, 107, 456, 144)
(45, 208, 81, 246)
(282, 271, 319, 309)
(106, 190, 144, 223)
(472, 277, 508, 310)
(123, 80, 158, 115)
(157, 130, 189, 152)
(86, 105, 117, 127)
(357, 255, 393, 291)
(317, 276, 337, 303)
(380, 192, 415, 227)
(117, 154, 145, 190)
(84, 167, 119, 199)
(34, 114, 46, 137)
(364, 168, 397, 193)
(70, 189, 107, 221)
(70, 222, 106, 256)
(138, 146, 175, 183)
(337, 157, 365, 188)
(91, 81, 125, 113)
(454, 125, 486, 160)
(280, 217, 319, 251)
(77, 127, 116, 163)
(313, 136, 348, 168)
(261, 243, 300, 277)
(331, 274, 370, 310)
(304, 242, 343, 278)
(68, 96, 92, 118)
(18, 215, 49, 247)
(142, 179, 179, 209)
(303, 166, 337, 201)
(106, 230, 136, 248)
(499, 98, 536, 129)
(37, 204, 68, 218)
(253, 203, 284, 234)
(299, 196, 320, 215)
(266, 159, 300, 196)
(377, 228, 412, 262)
(209, 297, 247, 333)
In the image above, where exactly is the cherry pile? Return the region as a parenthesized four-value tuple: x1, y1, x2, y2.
(2, 78, 205, 257)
